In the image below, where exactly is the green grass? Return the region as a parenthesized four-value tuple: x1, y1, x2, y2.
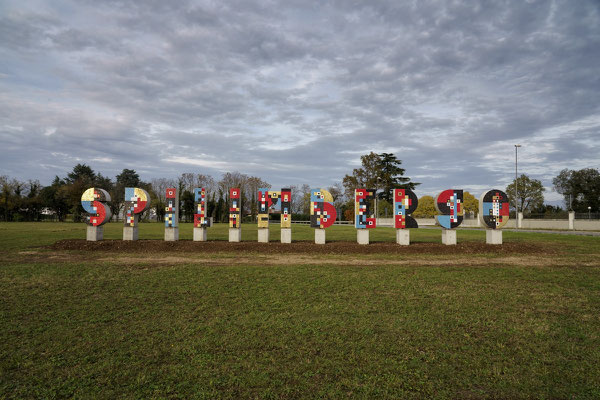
(1, 221, 598, 252)
(1, 222, 600, 398)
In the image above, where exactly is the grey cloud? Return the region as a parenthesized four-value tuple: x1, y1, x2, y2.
(0, 0, 598, 205)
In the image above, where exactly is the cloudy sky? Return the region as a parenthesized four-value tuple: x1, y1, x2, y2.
(1, 0, 599, 204)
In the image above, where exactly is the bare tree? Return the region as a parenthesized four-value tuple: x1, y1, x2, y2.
(287, 185, 300, 214)
(245, 176, 271, 219)
(150, 178, 175, 222)
(245, 176, 271, 194)
(179, 173, 196, 193)
(328, 182, 345, 209)
(151, 178, 174, 202)
(194, 174, 216, 193)
(218, 172, 248, 194)
(218, 172, 249, 217)
(298, 184, 311, 214)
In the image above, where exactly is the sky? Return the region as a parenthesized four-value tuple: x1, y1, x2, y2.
(1, 0, 599, 205)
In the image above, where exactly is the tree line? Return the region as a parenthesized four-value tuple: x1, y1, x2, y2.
(0, 165, 338, 223)
(411, 169, 600, 218)
(1, 154, 598, 222)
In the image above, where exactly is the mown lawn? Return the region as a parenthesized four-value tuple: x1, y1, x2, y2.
(1, 222, 599, 399)
(1, 221, 596, 251)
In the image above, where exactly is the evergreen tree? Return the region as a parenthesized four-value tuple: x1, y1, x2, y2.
(40, 176, 69, 221)
(342, 152, 418, 203)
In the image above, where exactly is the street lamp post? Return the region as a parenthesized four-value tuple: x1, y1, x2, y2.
(589, 206, 592, 220)
(515, 144, 521, 224)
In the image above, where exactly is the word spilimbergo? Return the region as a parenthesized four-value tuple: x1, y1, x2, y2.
(81, 186, 510, 244)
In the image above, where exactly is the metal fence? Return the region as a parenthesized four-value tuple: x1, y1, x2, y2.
(575, 212, 600, 220)
(526, 213, 569, 220)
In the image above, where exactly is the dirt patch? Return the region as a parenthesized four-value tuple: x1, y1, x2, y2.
(101, 254, 567, 268)
(50, 239, 557, 256)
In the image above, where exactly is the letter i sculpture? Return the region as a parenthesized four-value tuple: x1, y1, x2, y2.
(164, 187, 179, 241)
(355, 188, 376, 245)
(280, 188, 292, 243)
(229, 188, 241, 242)
(193, 187, 211, 241)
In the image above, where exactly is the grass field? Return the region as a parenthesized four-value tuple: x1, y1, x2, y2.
(1, 222, 600, 399)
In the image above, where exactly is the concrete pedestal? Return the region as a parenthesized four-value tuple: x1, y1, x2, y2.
(568, 211, 575, 230)
(396, 229, 410, 245)
(441, 229, 457, 245)
(123, 226, 138, 241)
(315, 229, 326, 244)
(486, 229, 502, 245)
(229, 228, 241, 242)
(281, 228, 291, 243)
(258, 228, 269, 243)
(193, 227, 207, 241)
(164, 227, 179, 241)
(87, 226, 103, 241)
(357, 229, 369, 245)
(517, 212, 523, 229)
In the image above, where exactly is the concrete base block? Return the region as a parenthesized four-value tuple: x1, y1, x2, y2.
(486, 229, 502, 245)
(357, 229, 369, 245)
(229, 228, 241, 242)
(396, 229, 410, 245)
(517, 212, 523, 228)
(164, 227, 179, 241)
(441, 229, 457, 245)
(281, 228, 291, 243)
(315, 229, 326, 244)
(86, 226, 103, 241)
(193, 227, 207, 241)
(258, 228, 269, 243)
(123, 226, 138, 241)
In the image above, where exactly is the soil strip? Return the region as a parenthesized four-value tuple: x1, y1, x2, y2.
(50, 239, 557, 256)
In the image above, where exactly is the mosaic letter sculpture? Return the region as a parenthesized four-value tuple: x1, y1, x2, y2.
(436, 189, 464, 229)
(194, 188, 211, 228)
(280, 188, 292, 228)
(124, 187, 150, 227)
(393, 189, 419, 229)
(81, 188, 112, 226)
(310, 188, 337, 229)
(258, 188, 281, 228)
(229, 188, 241, 228)
(479, 189, 510, 229)
(165, 188, 178, 228)
(355, 189, 376, 229)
